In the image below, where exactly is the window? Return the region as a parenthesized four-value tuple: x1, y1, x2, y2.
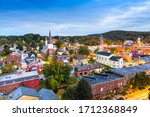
(84, 72, 87, 75)
(80, 73, 83, 76)
(101, 88, 103, 92)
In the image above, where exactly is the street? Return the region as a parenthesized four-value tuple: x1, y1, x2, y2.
(124, 86, 150, 100)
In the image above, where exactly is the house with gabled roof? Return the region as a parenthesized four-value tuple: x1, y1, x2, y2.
(41, 31, 54, 59)
(6, 86, 59, 100)
(96, 51, 124, 68)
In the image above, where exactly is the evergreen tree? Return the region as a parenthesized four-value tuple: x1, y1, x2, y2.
(62, 87, 78, 100)
(77, 78, 92, 100)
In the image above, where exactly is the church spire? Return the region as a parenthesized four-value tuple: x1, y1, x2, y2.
(99, 34, 103, 52)
(48, 30, 52, 44)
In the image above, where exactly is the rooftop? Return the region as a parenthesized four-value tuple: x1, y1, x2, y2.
(109, 56, 122, 61)
(74, 54, 87, 59)
(10, 52, 21, 57)
(6, 87, 59, 100)
(38, 88, 59, 100)
(41, 45, 48, 53)
(83, 72, 124, 85)
(7, 86, 39, 100)
(141, 56, 150, 62)
(112, 63, 150, 75)
(0, 71, 39, 86)
(75, 63, 102, 71)
(97, 51, 112, 56)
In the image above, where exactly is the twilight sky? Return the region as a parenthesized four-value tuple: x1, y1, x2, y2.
(0, 0, 150, 36)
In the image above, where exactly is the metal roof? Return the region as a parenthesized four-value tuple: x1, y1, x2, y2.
(97, 51, 112, 56)
(41, 45, 48, 53)
(83, 72, 124, 85)
(112, 63, 150, 75)
(0, 71, 39, 86)
(7, 86, 39, 100)
(109, 56, 122, 61)
(141, 56, 150, 62)
(38, 88, 59, 100)
(75, 63, 102, 71)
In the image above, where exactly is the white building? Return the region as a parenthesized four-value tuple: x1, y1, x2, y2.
(96, 51, 124, 68)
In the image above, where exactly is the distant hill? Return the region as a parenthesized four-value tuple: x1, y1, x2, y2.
(92, 30, 150, 43)
(66, 30, 150, 45)
(0, 30, 150, 47)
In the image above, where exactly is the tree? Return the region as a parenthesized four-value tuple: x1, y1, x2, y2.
(2, 64, 16, 74)
(148, 92, 150, 100)
(4, 45, 11, 55)
(78, 46, 90, 56)
(56, 40, 64, 49)
(129, 72, 150, 89)
(43, 58, 72, 80)
(42, 58, 72, 92)
(62, 87, 78, 100)
(94, 48, 99, 54)
(45, 76, 59, 92)
(69, 49, 75, 55)
(110, 48, 117, 53)
(16, 45, 23, 51)
(61, 65, 72, 81)
(76, 78, 92, 100)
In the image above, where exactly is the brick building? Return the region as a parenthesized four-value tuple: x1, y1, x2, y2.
(112, 63, 150, 79)
(75, 63, 103, 76)
(6, 52, 21, 64)
(0, 71, 39, 94)
(83, 72, 126, 99)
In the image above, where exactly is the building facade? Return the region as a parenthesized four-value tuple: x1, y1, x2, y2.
(0, 71, 39, 94)
(6, 52, 21, 64)
(41, 31, 55, 59)
(83, 72, 126, 99)
(96, 51, 124, 68)
(75, 63, 103, 76)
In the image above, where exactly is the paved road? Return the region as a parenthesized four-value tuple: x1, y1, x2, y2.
(132, 93, 148, 100)
(125, 87, 150, 100)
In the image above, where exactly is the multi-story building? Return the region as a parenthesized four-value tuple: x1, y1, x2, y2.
(96, 51, 124, 68)
(0, 70, 39, 94)
(112, 63, 150, 79)
(75, 63, 103, 76)
(6, 52, 21, 64)
(83, 63, 150, 99)
(41, 31, 54, 59)
(83, 72, 126, 99)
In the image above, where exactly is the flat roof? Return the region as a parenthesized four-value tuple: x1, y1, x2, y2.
(141, 56, 150, 62)
(0, 71, 39, 86)
(112, 63, 150, 75)
(75, 63, 102, 71)
(83, 72, 124, 85)
(97, 51, 112, 56)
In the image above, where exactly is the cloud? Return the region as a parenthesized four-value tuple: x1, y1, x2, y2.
(0, 0, 150, 35)
(0, 21, 91, 36)
(97, 0, 150, 31)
